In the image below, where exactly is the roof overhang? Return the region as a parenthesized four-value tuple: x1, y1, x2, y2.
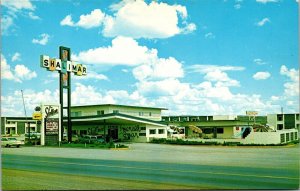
(64, 113, 166, 127)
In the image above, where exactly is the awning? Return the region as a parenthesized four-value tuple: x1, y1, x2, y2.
(188, 125, 202, 133)
(64, 113, 167, 127)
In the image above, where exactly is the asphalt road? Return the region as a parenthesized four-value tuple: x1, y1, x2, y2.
(2, 144, 299, 190)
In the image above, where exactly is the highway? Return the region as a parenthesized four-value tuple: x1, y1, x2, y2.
(2, 152, 299, 190)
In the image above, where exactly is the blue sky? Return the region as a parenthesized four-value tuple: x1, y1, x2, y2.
(1, 0, 299, 117)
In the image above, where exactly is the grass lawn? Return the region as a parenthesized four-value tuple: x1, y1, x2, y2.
(2, 169, 205, 190)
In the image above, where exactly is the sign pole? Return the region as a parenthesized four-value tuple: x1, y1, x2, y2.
(59, 46, 72, 143)
(40, 46, 87, 144)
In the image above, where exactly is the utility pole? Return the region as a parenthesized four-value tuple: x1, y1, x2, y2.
(21, 90, 30, 144)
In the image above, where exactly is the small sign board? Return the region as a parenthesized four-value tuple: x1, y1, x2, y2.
(32, 112, 42, 120)
(45, 118, 59, 135)
(246, 111, 258, 116)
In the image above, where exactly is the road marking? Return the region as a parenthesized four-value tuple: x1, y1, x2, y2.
(4, 158, 299, 181)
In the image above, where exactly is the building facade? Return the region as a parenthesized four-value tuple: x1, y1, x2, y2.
(66, 104, 168, 142)
(162, 115, 266, 139)
(267, 113, 300, 131)
(1, 117, 39, 135)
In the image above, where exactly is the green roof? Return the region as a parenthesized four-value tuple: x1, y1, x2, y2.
(63, 112, 167, 127)
(71, 104, 168, 110)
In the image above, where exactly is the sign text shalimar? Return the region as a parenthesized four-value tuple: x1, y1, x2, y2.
(40, 55, 87, 76)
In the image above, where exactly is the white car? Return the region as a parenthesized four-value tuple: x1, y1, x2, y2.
(1, 137, 24, 148)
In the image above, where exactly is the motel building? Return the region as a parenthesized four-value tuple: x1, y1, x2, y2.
(66, 104, 168, 143)
(162, 113, 299, 145)
(0, 103, 299, 145)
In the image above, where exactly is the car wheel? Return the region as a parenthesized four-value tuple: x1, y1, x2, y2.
(17, 145, 20, 148)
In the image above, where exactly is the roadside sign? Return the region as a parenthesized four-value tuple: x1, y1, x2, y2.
(32, 112, 42, 120)
(246, 111, 258, 116)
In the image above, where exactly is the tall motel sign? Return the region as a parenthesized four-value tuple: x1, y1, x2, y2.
(40, 46, 87, 144)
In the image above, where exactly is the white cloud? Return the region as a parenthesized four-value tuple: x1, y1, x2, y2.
(1, 89, 60, 117)
(256, 18, 270, 26)
(271, 96, 279, 101)
(61, 1, 196, 39)
(14, 65, 37, 81)
(60, 15, 74, 26)
(32, 33, 50, 45)
(73, 36, 156, 66)
(280, 65, 299, 97)
(60, 9, 105, 29)
(188, 64, 243, 87)
(132, 57, 184, 81)
(28, 12, 40, 20)
(1, 15, 14, 34)
(253, 72, 271, 80)
(103, 1, 196, 39)
(205, 32, 215, 39)
(188, 64, 245, 73)
(1, 55, 15, 80)
(234, 4, 241, 9)
(253, 58, 267, 65)
(2, 0, 35, 11)
(1, 0, 38, 34)
(12, 52, 21, 62)
(74, 36, 184, 81)
(73, 71, 108, 81)
(256, 0, 278, 3)
(1, 54, 37, 83)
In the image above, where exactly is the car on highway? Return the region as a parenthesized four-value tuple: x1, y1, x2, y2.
(1, 137, 24, 148)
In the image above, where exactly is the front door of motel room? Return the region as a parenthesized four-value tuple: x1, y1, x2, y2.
(108, 128, 118, 140)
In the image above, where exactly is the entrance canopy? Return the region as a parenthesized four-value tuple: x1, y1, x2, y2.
(63, 113, 166, 127)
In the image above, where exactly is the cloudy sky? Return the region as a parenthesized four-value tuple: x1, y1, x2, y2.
(1, 0, 299, 117)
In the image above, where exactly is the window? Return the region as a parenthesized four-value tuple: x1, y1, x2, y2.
(140, 127, 146, 130)
(97, 110, 104, 115)
(139, 112, 144, 116)
(277, 124, 283, 130)
(296, 114, 299, 121)
(217, 128, 224, 134)
(149, 112, 152, 116)
(149, 129, 156, 134)
(71, 111, 81, 117)
(277, 114, 283, 121)
(280, 134, 285, 143)
(113, 110, 119, 114)
(295, 132, 298, 140)
(286, 133, 290, 142)
(290, 132, 294, 141)
(203, 128, 212, 134)
(139, 133, 146, 136)
(158, 129, 165, 134)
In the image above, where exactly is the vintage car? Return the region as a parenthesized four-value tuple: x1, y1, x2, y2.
(1, 137, 24, 148)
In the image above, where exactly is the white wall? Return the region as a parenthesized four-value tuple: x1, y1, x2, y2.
(146, 125, 167, 142)
(241, 129, 298, 145)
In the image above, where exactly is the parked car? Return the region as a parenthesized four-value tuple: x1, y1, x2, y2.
(25, 132, 41, 139)
(72, 135, 79, 142)
(79, 135, 105, 144)
(1, 137, 24, 148)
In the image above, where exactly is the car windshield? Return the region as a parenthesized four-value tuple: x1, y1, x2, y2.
(8, 138, 17, 141)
